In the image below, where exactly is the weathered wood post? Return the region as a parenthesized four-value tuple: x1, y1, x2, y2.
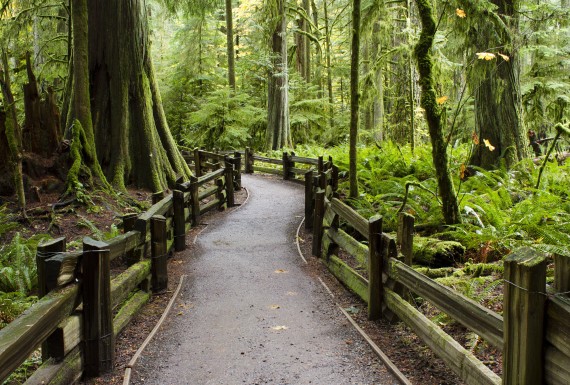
(224, 160, 235, 207)
(151, 215, 168, 292)
(245, 147, 254, 174)
(282, 152, 290, 180)
(36, 237, 66, 361)
(368, 216, 383, 320)
(194, 148, 202, 177)
(152, 191, 164, 205)
(397, 213, 414, 266)
(304, 170, 314, 230)
(190, 176, 200, 225)
(554, 254, 570, 292)
(122, 213, 137, 233)
(312, 190, 325, 258)
(317, 155, 324, 175)
(82, 237, 114, 377)
(233, 151, 242, 189)
(173, 190, 186, 251)
(503, 247, 547, 385)
(290, 152, 296, 179)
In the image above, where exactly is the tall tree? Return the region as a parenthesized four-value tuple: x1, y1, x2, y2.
(68, 0, 191, 192)
(266, 0, 291, 150)
(225, 0, 236, 90)
(413, 0, 460, 225)
(349, 0, 361, 198)
(467, 0, 529, 168)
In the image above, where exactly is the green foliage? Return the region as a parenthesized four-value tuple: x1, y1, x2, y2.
(0, 233, 48, 295)
(0, 205, 17, 238)
(0, 291, 37, 328)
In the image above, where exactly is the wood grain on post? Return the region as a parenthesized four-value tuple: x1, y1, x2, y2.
(190, 176, 200, 225)
(150, 215, 168, 292)
(554, 254, 570, 293)
(151, 191, 164, 205)
(245, 147, 253, 173)
(503, 247, 547, 385)
(282, 152, 290, 180)
(122, 213, 137, 233)
(317, 156, 324, 174)
(304, 170, 314, 230)
(173, 190, 186, 252)
(224, 161, 235, 207)
(368, 215, 383, 320)
(82, 237, 114, 377)
(289, 152, 296, 180)
(233, 151, 242, 189)
(36, 237, 67, 361)
(397, 213, 414, 266)
(312, 190, 325, 258)
(193, 148, 202, 177)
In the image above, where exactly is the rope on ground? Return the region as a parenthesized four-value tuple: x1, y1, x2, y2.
(122, 274, 187, 385)
(295, 216, 308, 264)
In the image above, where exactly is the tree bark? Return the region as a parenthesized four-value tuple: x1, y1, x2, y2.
(324, 0, 334, 129)
(78, 0, 190, 192)
(469, 0, 528, 169)
(225, 0, 236, 90)
(372, 21, 384, 142)
(349, 0, 361, 198)
(413, 0, 460, 225)
(266, 0, 291, 150)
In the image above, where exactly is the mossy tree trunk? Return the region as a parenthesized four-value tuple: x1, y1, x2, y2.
(66, 0, 191, 192)
(225, 0, 236, 90)
(413, 0, 460, 225)
(324, 0, 334, 129)
(266, 0, 291, 150)
(348, 0, 361, 198)
(469, 0, 528, 169)
(0, 50, 27, 217)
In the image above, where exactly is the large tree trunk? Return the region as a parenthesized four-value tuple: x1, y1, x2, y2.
(372, 21, 384, 142)
(266, 0, 291, 150)
(349, 0, 361, 198)
(469, 0, 528, 169)
(225, 0, 236, 90)
(324, 0, 334, 129)
(413, 0, 460, 225)
(83, 0, 190, 191)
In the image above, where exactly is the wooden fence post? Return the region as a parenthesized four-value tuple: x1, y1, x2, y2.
(331, 164, 339, 193)
(245, 147, 253, 174)
(173, 190, 186, 252)
(554, 254, 570, 293)
(151, 215, 168, 292)
(317, 156, 324, 175)
(397, 213, 414, 266)
(82, 237, 114, 377)
(190, 176, 200, 225)
(194, 147, 202, 177)
(122, 213, 137, 233)
(312, 190, 325, 258)
(36, 237, 66, 361)
(503, 247, 547, 385)
(152, 191, 164, 205)
(233, 151, 242, 189)
(225, 160, 235, 207)
(305, 170, 314, 230)
(368, 215, 383, 320)
(282, 152, 290, 180)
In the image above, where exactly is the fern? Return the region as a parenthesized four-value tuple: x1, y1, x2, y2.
(0, 233, 48, 294)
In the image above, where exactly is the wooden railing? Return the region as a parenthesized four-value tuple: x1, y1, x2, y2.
(0, 164, 235, 384)
(308, 170, 570, 385)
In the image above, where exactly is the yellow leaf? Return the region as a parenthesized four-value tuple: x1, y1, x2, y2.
(436, 96, 449, 105)
(271, 325, 289, 331)
(483, 139, 496, 151)
(476, 52, 496, 61)
(498, 53, 510, 61)
(269, 304, 281, 310)
(455, 8, 466, 18)
(274, 269, 288, 274)
(460, 164, 466, 179)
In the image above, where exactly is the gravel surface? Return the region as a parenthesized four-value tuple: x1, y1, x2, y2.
(129, 175, 398, 385)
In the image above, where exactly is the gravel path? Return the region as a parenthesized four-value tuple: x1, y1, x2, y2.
(131, 175, 398, 385)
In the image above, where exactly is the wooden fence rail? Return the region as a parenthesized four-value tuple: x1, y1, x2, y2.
(307, 166, 570, 385)
(0, 163, 235, 384)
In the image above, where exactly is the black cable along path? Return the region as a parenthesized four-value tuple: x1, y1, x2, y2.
(130, 174, 400, 384)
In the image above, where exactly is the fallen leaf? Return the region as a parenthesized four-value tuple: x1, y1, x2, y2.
(269, 304, 281, 310)
(272, 325, 289, 331)
(345, 339, 354, 345)
(286, 291, 298, 296)
(274, 269, 288, 274)
(476, 52, 496, 61)
(483, 139, 496, 151)
(460, 163, 466, 179)
(344, 306, 360, 314)
(455, 8, 466, 18)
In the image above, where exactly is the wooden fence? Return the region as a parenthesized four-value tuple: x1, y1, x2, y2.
(307, 170, 570, 385)
(0, 163, 235, 384)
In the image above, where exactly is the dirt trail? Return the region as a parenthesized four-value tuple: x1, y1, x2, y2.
(131, 175, 398, 385)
